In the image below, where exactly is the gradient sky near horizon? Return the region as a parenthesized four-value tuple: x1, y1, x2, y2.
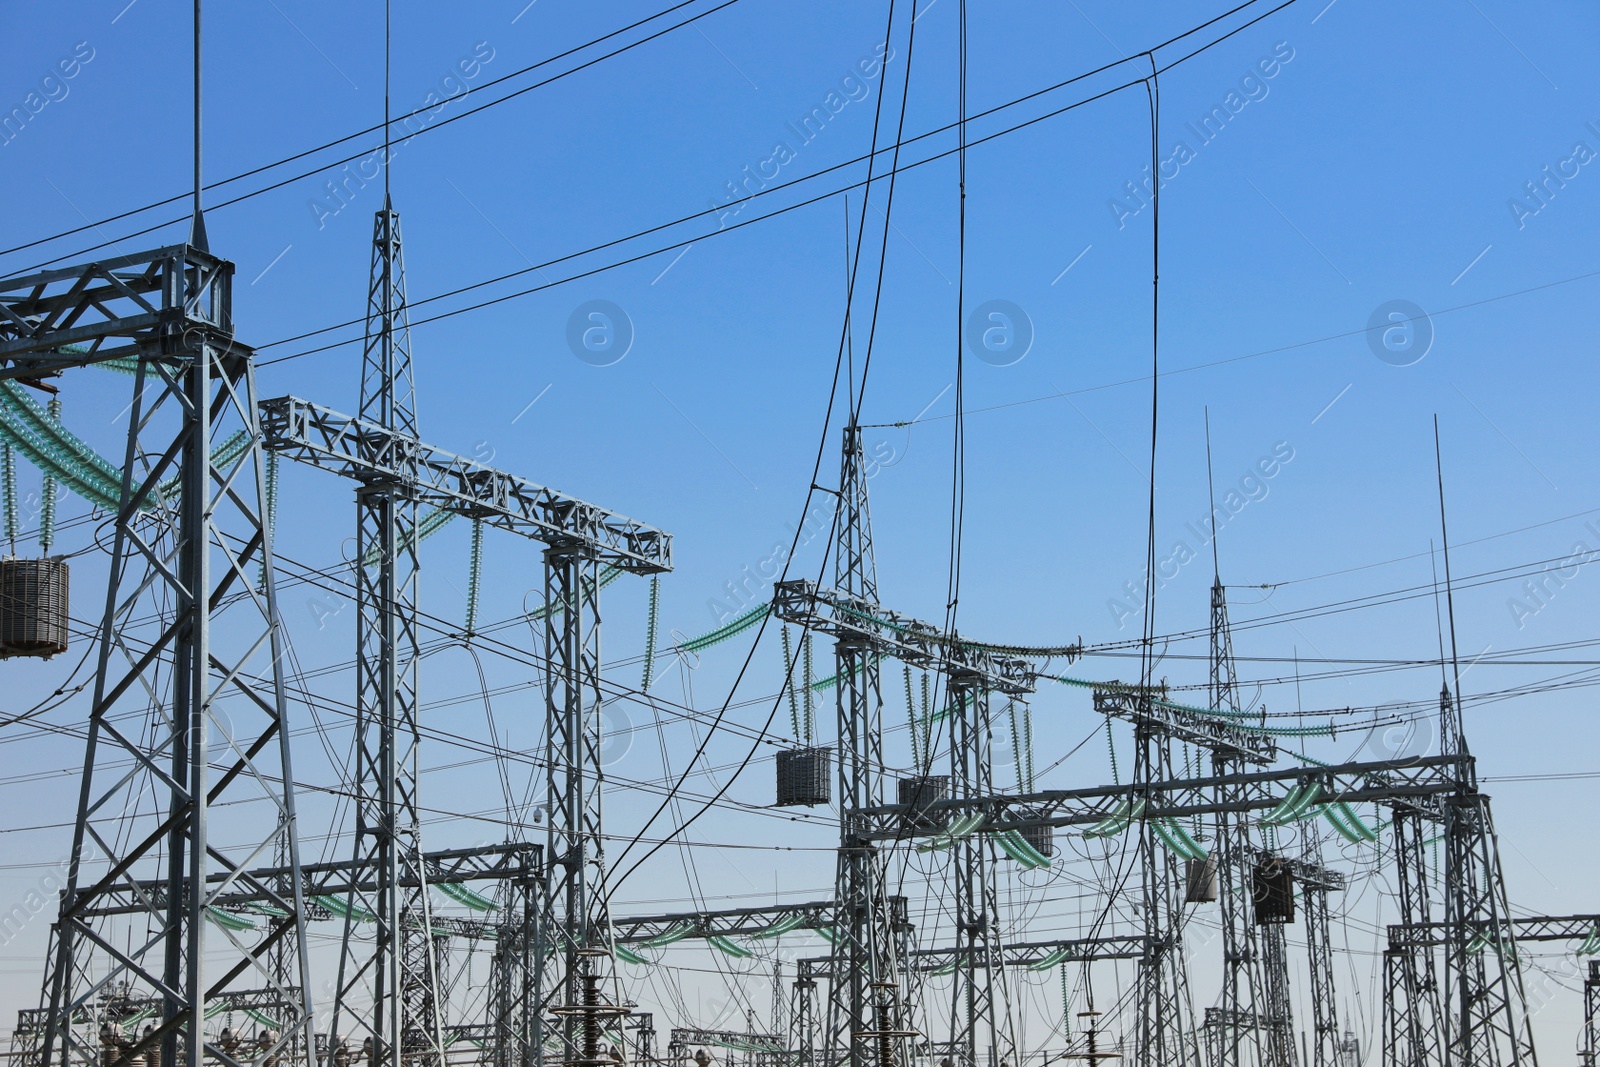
(2, 0, 1599, 1057)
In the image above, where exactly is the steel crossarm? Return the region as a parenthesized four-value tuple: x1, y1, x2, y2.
(1388, 913, 1600, 950)
(0, 246, 236, 377)
(772, 579, 1044, 695)
(72, 843, 542, 917)
(612, 900, 839, 944)
(796, 936, 1150, 981)
(1093, 687, 1276, 766)
(850, 754, 1469, 842)
(259, 396, 671, 573)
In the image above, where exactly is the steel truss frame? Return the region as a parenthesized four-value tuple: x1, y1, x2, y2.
(0, 245, 313, 1067)
(262, 351, 669, 1067)
(849, 755, 1467, 842)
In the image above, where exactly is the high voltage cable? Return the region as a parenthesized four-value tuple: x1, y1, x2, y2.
(10, 0, 1293, 281)
(0, 0, 744, 264)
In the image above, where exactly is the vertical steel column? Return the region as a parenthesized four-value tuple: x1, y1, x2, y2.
(1384, 812, 1446, 1067)
(823, 425, 905, 1067)
(40, 277, 311, 1067)
(1258, 925, 1297, 1067)
(774, 961, 790, 1046)
(1132, 715, 1199, 1067)
(1438, 688, 1537, 1067)
(540, 542, 605, 1060)
(1301, 875, 1340, 1067)
(492, 867, 538, 1067)
(330, 200, 442, 1067)
(796, 961, 819, 1067)
(1582, 962, 1600, 1067)
(946, 681, 1012, 1067)
(1206, 577, 1267, 1067)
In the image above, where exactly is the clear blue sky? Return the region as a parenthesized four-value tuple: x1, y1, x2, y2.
(2, 0, 1598, 1055)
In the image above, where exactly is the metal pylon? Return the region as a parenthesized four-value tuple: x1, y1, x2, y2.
(823, 424, 908, 1067)
(945, 681, 1013, 1067)
(1206, 578, 1269, 1067)
(1438, 691, 1537, 1067)
(490, 864, 538, 1067)
(1301, 843, 1341, 1067)
(1132, 712, 1200, 1067)
(30, 246, 313, 1067)
(538, 541, 610, 1061)
(1383, 809, 1446, 1067)
(328, 200, 446, 1067)
(1582, 962, 1600, 1067)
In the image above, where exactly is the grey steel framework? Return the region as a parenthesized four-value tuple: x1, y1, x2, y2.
(849, 754, 1469, 841)
(794, 936, 1148, 1067)
(539, 539, 606, 1056)
(1126, 702, 1200, 1067)
(1200, 575, 1291, 1067)
(1203, 575, 1273, 1067)
(1380, 688, 1537, 1067)
(262, 320, 668, 1067)
(1438, 687, 1537, 1067)
(1584, 962, 1600, 1067)
(322, 199, 444, 1067)
(772, 430, 1051, 1067)
(943, 678, 1017, 1067)
(779, 425, 908, 1067)
(0, 244, 314, 1067)
(796, 936, 1150, 980)
(1298, 847, 1344, 1067)
(668, 1027, 787, 1067)
(613, 900, 839, 944)
(1383, 801, 1448, 1067)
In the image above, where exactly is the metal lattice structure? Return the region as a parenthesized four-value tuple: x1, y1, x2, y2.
(1584, 962, 1600, 1067)
(818, 424, 906, 1067)
(261, 220, 667, 1067)
(944, 680, 1016, 1067)
(1300, 845, 1342, 1067)
(324, 198, 445, 1067)
(1202, 577, 1277, 1067)
(1439, 688, 1538, 1067)
(0, 244, 314, 1067)
(1129, 707, 1201, 1067)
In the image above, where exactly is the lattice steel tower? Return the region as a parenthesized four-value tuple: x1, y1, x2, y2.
(824, 424, 910, 1067)
(327, 199, 447, 1067)
(944, 678, 1016, 1067)
(6, 240, 315, 1067)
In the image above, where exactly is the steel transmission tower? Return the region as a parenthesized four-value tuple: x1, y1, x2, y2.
(1437, 687, 1538, 1067)
(325, 198, 447, 1067)
(1583, 961, 1600, 1067)
(824, 423, 909, 1067)
(1205, 575, 1272, 1067)
(0, 244, 315, 1067)
(1299, 840, 1342, 1067)
(1382, 797, 1448, 1067)
(945, 678, 1016, 1067)
(1131, 706, 1201, 1067)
